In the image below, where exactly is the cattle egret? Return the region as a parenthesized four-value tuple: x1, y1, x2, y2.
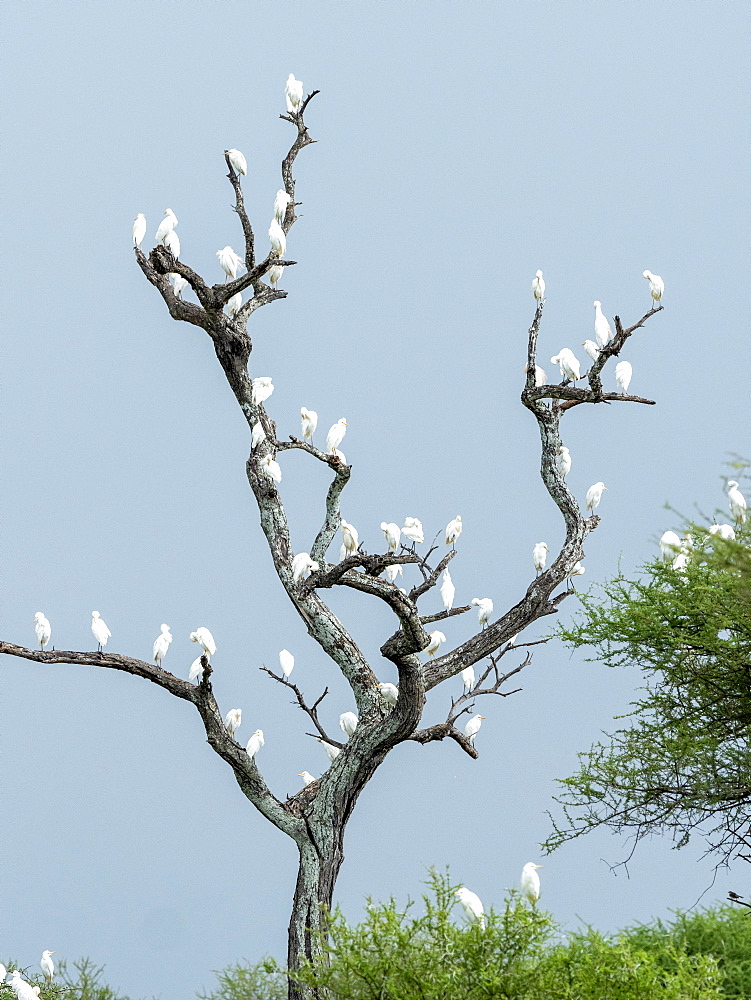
(267, 263, 284, 289)
(152, 624, 172, 666)
(251, 422, 266, 450)
(261, 454, 282, 483)
(378, 681, 399, 706)
(91, 611, 111, 651)
(332, 448, 347, 465)
(440, 570, 455, 612)
(659, 530, 682, 561)
(279, 649, 294, 678)
(582, 339, 600, 363)
(189, 657, 205, 684)
(426, 630, 446, 657)
(269, 218, 286, 256)
(585, 482, 607, 512)
(40, 951, 55, 982)
(318, 738, 340, 762)
(227, 291, 243, 317)
(672, 550, 689, 572)
(292, 552, 319, 582)
(217, 245, 242, 280)
(33, 612, 51, 650)
(224, 708, 242, 739)
(550, 348, 581, 382)
(727, 481, 747, 523)
(461, 665, 475, 691)
(274, 189, 292, 222)
(566, 561, 585, 586)
(471, 597, 493, 627)
(132, 213, 146, 248)
(402, 517, 424, 544)
(464, 714, 485, 742)
(252, 376, 274, 405)
(285, 74, 304, 113)
(246, 729, 264, 759)
(169, 273, 188, 298)
(299, 771, 317, 786)
(643, 269, 664, 307)
(615, 360, 632, 394)
(532, 542, 548, 574)
(384, 564, 403, 583)
(225, 148, 247, 176)
(155, 209, 178, 244)
(709, 523, 736, 540)
(340, 518, 359, 556)
(454, 887, 485, 929)
(532, 269, 545, 301)
(445, 515, 463, 547)
(300, 407, 318, 441)
(521, 862, 543, 905)
(380, 521, 401, 552)
(163, 229, 180, 258)
(507, 634, 519, 647)
(326, 418, 348, 454)
(555, 446, 571, 478)
(190, 627, 216, 658)
(8, 971, 36, 1000)
(593, 301, 613, 348)
(339, 711, 358, 737)
(524, 362, 548, 386)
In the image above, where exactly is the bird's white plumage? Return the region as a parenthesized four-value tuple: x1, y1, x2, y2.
(189, 657, 204, 684)
(524, 362, 548, 386)
(300, 407, 318, 440)
(643, 269, 664, 305)
(340, 518, 358, 556)
(593, 301, 613, 347)
(268, 218, 286, 256)
(585, 482, 607, 512)
(40, 952, 55, 983)
(445, 515, 463, 546)
(566, 561, 585, 581)
(8, 971, 37, 1000)
(163, 229, 180, 259)
(91, 611, 111, 649)
(378, 682, 399, 706)
(267, 263, 284, 289)
(251, 376, 274, 405)
(152, 623, 172, 665)
(34, 612, 51, 650)
(274, 189, 292, 222)
(132, 214, 146, 248)
(464, 714, 485, 742)
(279, 649, 295, 678)
(225, 148, 247, 176)
(384, 564, 403, 583)
(339, 711, 358, 737)
(709, 523, 736, 540)
(227, 291, 243, 318)
(299, 771, 317, 786)
(471, 597, 493, 627)
(169, 273, 188, 298)
(454, 887, 485, 929)
(426, 630, 446, 657)
(672, 550, 689, 572)
(261, 454, 282, 483)
(555, 446, 571, 478)
(532, 269, 545, 301)
(402, 517, 424, 544)
(155, 209, 178, 244)
(440, 570, 455, 611)
(285, 74, 303, 113)
(217, 245, 242, 280)
(246, 729, 264, 759)
(224, 709, 242, 739)
(0, 963, 6, 982)
(727, 481, 747, 523)
(461, 665, 475, 691)
(318, 738, 340, 762)
(520, 862, 543, 904)
(292, 552, 319, 582)
(381, 522, 401, 552)
(550, 348, 581, 382)
(532, 542, 548, 573)
(326, 418, 348, 454)
(251, 422, 266, 450)
(659, 530, 682, 561)
(190, 627, 216, 658)
(615, 360, 632, 394)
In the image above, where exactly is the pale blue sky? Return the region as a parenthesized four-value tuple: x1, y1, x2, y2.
(2, 2, 749, 997)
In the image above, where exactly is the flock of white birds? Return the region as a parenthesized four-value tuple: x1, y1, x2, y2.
(455, 862, 545, 929)
(657, 481, 746, 571)
(2, 952, 55, 997)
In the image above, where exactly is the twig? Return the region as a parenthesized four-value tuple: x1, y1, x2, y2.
(261, 666, 341, 746)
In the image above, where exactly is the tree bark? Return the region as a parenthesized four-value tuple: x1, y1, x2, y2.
(287, 842, 342, 999)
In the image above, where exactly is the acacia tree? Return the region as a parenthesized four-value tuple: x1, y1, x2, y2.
(0, 89, 663, 998)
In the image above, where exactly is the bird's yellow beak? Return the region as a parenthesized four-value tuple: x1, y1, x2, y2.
(533, 865, 544, 869)
(603, 486, 608, 490)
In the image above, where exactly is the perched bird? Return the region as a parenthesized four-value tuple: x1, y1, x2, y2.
(454, 887, 485, 929)
(34, 611, 51, 650)
(285, 74, 304, 113)
(188, 657, 205, 685)
(520, 862, 544, 905)
(709, 523, 736, 540)
(582, 339, 600, 364)
(227, 291, 243, 317)
(378, 681, 399, 706)
(339, 711, 358, 737)
(267, 263, 284, 289)
(169, 273, 188, 298)
(445, 515, 463, 547)
(471, 597, 493, 628)
(279, 649, 295, 678)
(426, 630, 447, 657)
(8, 971, 37, 1000)
(615, 360, 632, 394)
(332, 448, 347, 465)
(593, 301, 613, 348)
(152, 623, 172, 666)
(566, 561, 585, 586)
(555, 446, 571, 478)
(251, 376, 274, 405)
(340, 518, 359, 556)
(300, 407, 318, 441)
(524, 362, 548, 386)
(268, 218, 286, 256)
(251, 421, 266, 450)
(217, 245, 242, 280)
(550, 348, 581, 382)
(672, 550, 689, 572)
(464, 714, 485, 743)
(402, 517, 424, 544)
(274, 189, 292, 222)
(326, 418, 348, 454)
(461, 665, 475, 691)
(659, 530, 682, 562)
(318, 738, 340, 762)
(155, 209, 178, 244)
(727, 481, 747, 523)
(381, 522, 401, 552)
(163, 229, 180, 259)
(91, 611, 111, 651)
(531, 269, 545, 301)
(440, 570, 455, 611)
(190, 627, 216, 659)
(532, 542, 549, 574)
(40, 951, 55, 983)
(643, 269, 664, 307)
(225, 148, 247, 176)
(0, 964, 5, 982)
(291, 552, 319, 582)
(246, 729, 264, 759)
(384, 564, 403, 583)
(585, 482, 607, 512)
(299, 771, 317, 786)
(132, 213, 146, 248)
(260, 454, 282, 483)
(224, 708, 242, 739)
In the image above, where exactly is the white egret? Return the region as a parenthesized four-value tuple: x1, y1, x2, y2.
(384, 564, 403, 583)
(727, 481, 747, 523)
(454, 887, 485, 929)
(326, 418, 348, 454)
(593, 301, 613, 347)
(33, 611, 51, 650)
(709, 523, 736, 540)
(227, 291, 243, 317)
(8, 971, 36, 1000)
(225, 148, 247, 176)
(267, 263, 284, 289)
(340, 518, 359, 556)
(279, 649, 295, 678)
(268, 218, 286, 256)
(520, 862, 543, 905)
(615, 360, 632, 394)
(378, 681, 399, 706)
(261, 454, 282, 483)
(672, 550, 689, 572)
(91, 611, 111, 651)
(274, 189, 292, 222)
(582, 339, 600, 363)
(402, 517, 424, 544)
(132, 213, 146, 248)
(332, 448, 347, 465)
(246, 729, 264, 759)
(555, 446, 571, 478)
(507, 633, 519, 646)
(318, 738, 340, 762)
(339, 711, 358, 737)
(461, 665, 475, 691)
(464, 714, 485, 743)
(0, 964, 5, 982)
(585, 481, 607, 512)
(152, 623, 172, 666)
(299, 771, 317, 786)
(169, 273, 188, 298)
(217, 245, 242, 281)
(251, 421, 266, 450)
(532, 269, 545, 301)
(285, 73, 303, 113)
(445, 515, 463, 547)
(566, 561, 585, 586)
(292, 552, 319, 582)
(300, 407, 318, 441)
(524, 362, 548, 386)
(155, 208, 178, 244)
(163, 229, 180, 258)
(189, 657, 205, 684)
(426, 630, 446, 657)
(659, 530, 682, 561)
(380, 521, 401, 552)
(532, 542, 548, 574)
(224, 708, 242, 739)
(471, 597, 493, 628)
(643, 269, 664, 307)
(440, 570, 455, 612)
(40, 951, 55, 983)
(251, 376, 274, 405)
(190, 626, 216, 659)
(550, 348, 581, 382)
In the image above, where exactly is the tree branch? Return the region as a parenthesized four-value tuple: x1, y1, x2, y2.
(261, 666, 342, 747)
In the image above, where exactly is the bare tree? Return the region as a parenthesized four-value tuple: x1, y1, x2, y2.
(1, 87, 663, 998)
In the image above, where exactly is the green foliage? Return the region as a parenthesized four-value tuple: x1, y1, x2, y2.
(0, 958, 133, 1000)
(196, 957, 286, 1000)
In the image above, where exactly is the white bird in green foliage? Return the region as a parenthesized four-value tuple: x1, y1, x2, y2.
(455, 887, 485, 929)
(520, 862, 543, 905)
(727, 481, 747, 523)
